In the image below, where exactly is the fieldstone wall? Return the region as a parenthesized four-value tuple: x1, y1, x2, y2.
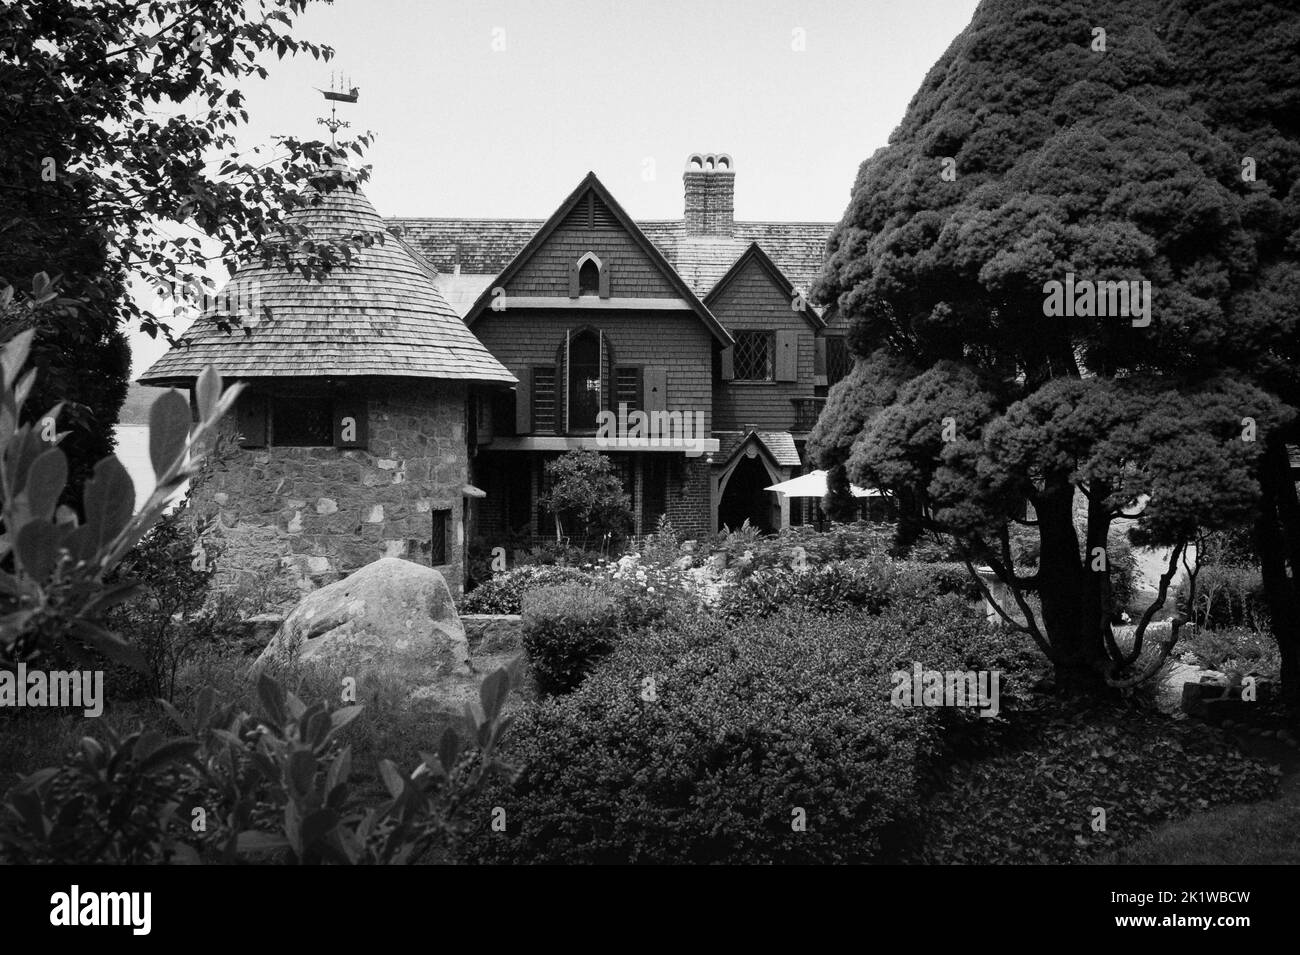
(188, 380, 469, 603)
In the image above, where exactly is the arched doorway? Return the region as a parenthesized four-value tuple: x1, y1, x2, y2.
(718, 451, 779, 533)
(567, 329, 601, 433)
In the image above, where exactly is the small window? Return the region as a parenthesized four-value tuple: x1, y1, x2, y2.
(733, 331, 775, 381)
(430, 508, 450, 565)
(578, 258, 600, 296)
(272, 393, 333, 446)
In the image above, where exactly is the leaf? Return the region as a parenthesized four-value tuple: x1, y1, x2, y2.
(0, 329, 35, 389)
(148, 389, 192, 479)
(21, 448, 66, 525)
(325, 745, 352, 796)
(378, 759, 406, 799)
(77, 455, 136, 557)
(195, 365, 222, 422)
(479, 667, 511, 722)
(438, 726, 462, 775)
(328, 704, 363, 736)
(256, 673, 287, 726)
(287, 749, 317, 799)
(136, 739, 200, 775)
(14, 519, 62, 582)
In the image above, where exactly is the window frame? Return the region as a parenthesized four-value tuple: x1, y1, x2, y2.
(732, 330, 776, 382)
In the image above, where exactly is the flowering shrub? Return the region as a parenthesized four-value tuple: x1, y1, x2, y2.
(459, 564, 594, 615)
(601, 551, 704, 629)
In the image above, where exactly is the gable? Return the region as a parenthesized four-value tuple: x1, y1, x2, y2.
(705, 243, 824, 333)
(508, 189, 679, 299)
(463, 173, 733, 345)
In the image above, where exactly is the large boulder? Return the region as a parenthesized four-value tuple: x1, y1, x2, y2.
(257, 557, 472, 680)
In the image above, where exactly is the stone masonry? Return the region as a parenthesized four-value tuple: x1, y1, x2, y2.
(189, 380, 469, 601)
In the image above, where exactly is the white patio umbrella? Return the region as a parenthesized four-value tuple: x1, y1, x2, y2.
(765, 469, 880, 498)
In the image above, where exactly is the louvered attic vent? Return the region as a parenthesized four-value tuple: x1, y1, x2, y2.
(562, 192, 617, 231)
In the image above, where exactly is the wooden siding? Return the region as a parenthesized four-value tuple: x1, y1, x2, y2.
(474, 309, 713, 436)
(507, 200, 680, 300)
(709, 253, 818, 431)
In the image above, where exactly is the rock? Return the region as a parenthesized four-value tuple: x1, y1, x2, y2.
(257, 557, 471, 684)
(462, 614, 523, 656)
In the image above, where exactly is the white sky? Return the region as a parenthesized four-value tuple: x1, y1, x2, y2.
(129, 0, 982, 376)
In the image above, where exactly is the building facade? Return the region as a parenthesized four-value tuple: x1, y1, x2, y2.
(390, 153, 850, 544)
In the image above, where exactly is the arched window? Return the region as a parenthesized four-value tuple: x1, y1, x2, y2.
(578, 258, 600, 296)
(571, 251, 608, 298)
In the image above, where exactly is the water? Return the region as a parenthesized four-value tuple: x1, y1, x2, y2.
(114, 425, 188, 509)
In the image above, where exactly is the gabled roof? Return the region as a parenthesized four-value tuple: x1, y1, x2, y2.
(704, 242, 825, 332)
(458, 173, 734, 345)
(139, 170, 515, 387)
(387, 219, 833, 302)
(716, 429, 803, 469)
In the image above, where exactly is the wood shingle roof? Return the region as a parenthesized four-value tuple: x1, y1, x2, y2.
(139, 173, 516, 388)
(387, 217, 834, 301)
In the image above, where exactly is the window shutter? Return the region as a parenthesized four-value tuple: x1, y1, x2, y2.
(333, 394, 368, 449)
(598, 259, 611, 298)
(720, 346, 735, 381)
(236, 393, 267, 448)
(514, 366, 531, 434)
(813, 336, 828, 387)
(568, 261, 580, 298)
(643, 366, 667, 413)
(775, 330, 798, 382)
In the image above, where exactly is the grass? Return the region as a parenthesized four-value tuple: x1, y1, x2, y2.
(1108, 778, 1300, 864)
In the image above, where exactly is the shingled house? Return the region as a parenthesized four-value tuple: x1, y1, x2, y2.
(139, 166, 515, 594)
(390, 153, 849, 542)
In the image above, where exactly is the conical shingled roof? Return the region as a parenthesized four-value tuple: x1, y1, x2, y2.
(138, 169, 516, 387)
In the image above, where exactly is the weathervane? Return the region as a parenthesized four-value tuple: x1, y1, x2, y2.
(316, 71, 359, 146)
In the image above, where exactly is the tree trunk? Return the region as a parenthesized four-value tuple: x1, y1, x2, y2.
(1034, 481, 1100, 685)
(1255, 436, 1300, 706)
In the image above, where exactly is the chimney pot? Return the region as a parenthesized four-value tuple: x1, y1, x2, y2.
(683, 152, 735, 237)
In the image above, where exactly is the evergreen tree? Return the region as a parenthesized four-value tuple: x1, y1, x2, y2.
(811, 0, 1299, 692)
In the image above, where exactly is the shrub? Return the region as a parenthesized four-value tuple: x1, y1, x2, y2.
(603, 552, 703, 630)
(1183, 626, 1280, 680)
(463, 600, 1033, 865)
(894, 561, 983, 602)
(459, 564, 594, 615)
(0, 667, 522, 865)
(521, 583, 620, 695)
(1177, 565, 1269, 633)
(715, 558, 898, 620)
(102, 508, 221, 701)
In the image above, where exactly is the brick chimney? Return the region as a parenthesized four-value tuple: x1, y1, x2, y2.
(683, 153, 734, 236)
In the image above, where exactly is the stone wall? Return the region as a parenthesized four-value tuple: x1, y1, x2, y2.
(189, 380, 469, 603)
